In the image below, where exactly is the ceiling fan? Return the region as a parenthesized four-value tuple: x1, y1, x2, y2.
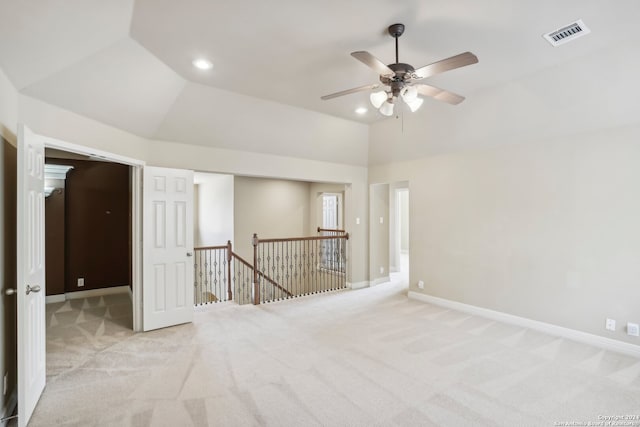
(321, 23, 478, 116)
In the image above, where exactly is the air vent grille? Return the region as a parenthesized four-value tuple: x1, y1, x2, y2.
(543, 19, 590, 47)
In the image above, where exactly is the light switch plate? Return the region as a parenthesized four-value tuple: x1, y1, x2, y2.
(605, 318, 616, 331)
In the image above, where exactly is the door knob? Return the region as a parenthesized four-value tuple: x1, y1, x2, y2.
(187, 252, 193, 257)
(26, 285, 41, 295)
(5, 288, 16, 296)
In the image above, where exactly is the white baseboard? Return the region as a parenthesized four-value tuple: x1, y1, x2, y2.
(46, 285, 130, 304)
(408, 291, 640, 358)
(347, 281, 370, 290)
(371, 276, 390, 286)
(45, 294, 65, 304)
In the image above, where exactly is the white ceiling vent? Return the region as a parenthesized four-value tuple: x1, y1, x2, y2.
(543, 19, 591, 47)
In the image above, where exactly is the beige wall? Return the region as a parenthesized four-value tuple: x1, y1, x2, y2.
(19, 94, 370, 285)
(0, 66, 18, 420)
(370, 123, 640, 345)
(233, 177, 311, 259)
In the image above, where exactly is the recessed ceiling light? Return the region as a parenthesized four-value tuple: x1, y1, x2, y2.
(355, 107, 368, 115)
(192, 58, 213, 70)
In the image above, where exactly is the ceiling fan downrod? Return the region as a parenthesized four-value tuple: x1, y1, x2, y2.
(388, 23, 405, 65)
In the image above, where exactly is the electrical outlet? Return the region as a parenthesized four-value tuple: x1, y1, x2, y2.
(3, 372, 7, 395)
(627, 322, 640, 337)
(379, 266, 384, 274)
(379, 216, 384, 224)
(356, 217, 360, 225)
(77, 278, 85, 287)
(418, 280, 425, 289)
(605, 318, 616, 331)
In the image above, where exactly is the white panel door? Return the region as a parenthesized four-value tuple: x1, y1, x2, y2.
(17, 125, 46, 427)
(143, 166, 194, 331)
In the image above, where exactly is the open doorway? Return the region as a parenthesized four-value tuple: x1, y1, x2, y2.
(369, 181, 410, 288)
(391, 185, 409, 283)
(43, 148, 136, 378)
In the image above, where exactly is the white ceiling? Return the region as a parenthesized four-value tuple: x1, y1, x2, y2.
(1, 1, 639, 150)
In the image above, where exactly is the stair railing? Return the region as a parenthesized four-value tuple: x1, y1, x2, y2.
(252, 231, 349, 304)
(194, 230, 349, 306)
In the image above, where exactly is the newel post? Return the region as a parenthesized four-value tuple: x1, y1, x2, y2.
(252, 233, 260, 305)
(226, 240, 233, 301)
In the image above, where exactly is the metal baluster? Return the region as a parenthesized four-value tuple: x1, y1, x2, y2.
(216, 249, 221, 302)
(195, 250, 199, 305)
(303, 240, 308, 295)
(312, 240, 317, 294)
(264, 243, 268, 303)
(298, 240, 301, 297)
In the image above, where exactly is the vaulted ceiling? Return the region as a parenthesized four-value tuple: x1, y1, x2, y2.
(1, 1, 639, 153)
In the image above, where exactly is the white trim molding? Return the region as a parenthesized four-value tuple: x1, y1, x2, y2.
(371, 276, 390, 286)
(65, 286, 130, 300)
(408, 291, 640, 358)
(347, 281, 370, 290)
(45, 294, 65, 304)
(45, 286, 130, 304)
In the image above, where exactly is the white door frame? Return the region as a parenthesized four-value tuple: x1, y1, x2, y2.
(42, 137, 145, 331)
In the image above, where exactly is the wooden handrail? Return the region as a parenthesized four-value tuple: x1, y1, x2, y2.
(258, 271, 293, 297)
(317, 227, 346, 233)
(232, 251, 293, 298)
(258, 234, 348, 244)
(194, 245, 228, 251)
(232, 251, 253, 269)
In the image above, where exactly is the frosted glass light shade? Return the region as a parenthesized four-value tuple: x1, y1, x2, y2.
(400, 86, 418, 102)
(379, 101, 394, 116)
(406, 97, 424, 112)
(370, 91, 388, 109)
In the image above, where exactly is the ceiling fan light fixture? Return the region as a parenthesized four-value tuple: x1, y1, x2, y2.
(406, 97, 424, 112)
(379, 100, 394, 116)
(370, 90, 388, 109)
(400, 86, 418, 102)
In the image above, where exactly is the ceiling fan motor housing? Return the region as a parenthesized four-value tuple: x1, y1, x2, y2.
(380, 63, 415, 96)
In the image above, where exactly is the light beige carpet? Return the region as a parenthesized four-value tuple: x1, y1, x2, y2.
(29, 279, 640, 426)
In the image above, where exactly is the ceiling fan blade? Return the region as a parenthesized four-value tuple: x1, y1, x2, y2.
(320, 83, 380, 100)
(351, 51, 394, 76)
(412, 52, 478, 80)
(414, 84, 465, 105)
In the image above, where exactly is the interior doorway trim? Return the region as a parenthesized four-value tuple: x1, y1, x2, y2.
(42, 135, 145, 331)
